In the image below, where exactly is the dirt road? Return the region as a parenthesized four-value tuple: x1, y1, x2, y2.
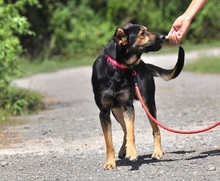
(0, 48, 219, 180)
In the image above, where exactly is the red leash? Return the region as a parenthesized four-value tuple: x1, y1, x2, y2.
(135, 84, 220, 134)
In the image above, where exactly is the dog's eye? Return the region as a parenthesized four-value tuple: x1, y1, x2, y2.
(140, 31, 147, 38)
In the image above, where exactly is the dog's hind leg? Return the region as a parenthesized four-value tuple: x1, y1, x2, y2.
(148, 112, 163, 159)
(145, 102, 163, 160)
(112, 106, 137, 161)
(100, 110, 116, 169)
(139, 76, 163, 159)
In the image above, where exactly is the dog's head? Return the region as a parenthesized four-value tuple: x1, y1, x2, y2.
(113, 23, 165, 66)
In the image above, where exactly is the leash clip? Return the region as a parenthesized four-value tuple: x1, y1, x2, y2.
(132, 70, 138, 85)
(132, 70, 137, 76)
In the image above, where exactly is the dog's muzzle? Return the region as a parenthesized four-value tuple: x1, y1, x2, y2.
(159, 34, 166, 41)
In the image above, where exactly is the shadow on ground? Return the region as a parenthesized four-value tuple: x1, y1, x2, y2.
(116, 149, 220, 171)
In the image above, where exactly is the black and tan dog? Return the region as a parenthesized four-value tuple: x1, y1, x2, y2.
(92, 23, 184, 169)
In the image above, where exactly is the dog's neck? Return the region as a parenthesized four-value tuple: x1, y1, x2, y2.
(106, 54, 128, 69)
(104, 40, 141, 68)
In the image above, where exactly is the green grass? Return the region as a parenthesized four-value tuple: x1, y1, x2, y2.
(16, 55, 95, 78)
(157, 40, 220, 54)
(0, 86, 44, 122)
(184, 55, 220, 74)
(157, 41, 220, 74)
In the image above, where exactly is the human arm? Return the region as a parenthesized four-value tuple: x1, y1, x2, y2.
(168, 0, 208, 44)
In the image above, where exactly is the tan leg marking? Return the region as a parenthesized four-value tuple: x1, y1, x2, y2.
(112, 107, 126, 159)
(123, 108, 137, 161)
(148, 114, 163, 159)
(100, 120, 116, 169)
(112, 107, 137, 161)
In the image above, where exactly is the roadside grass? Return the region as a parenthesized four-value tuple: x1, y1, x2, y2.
(16, 55, 95, 78)
(159, 41, 220, 74)
(0, 86, 44, 122)
(184, 55, 220, 74)
(159, 40, 220, 54)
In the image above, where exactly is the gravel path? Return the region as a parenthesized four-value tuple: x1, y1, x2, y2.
(0, 48, 220, 181)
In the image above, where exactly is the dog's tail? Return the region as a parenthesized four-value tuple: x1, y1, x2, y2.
(147, 46, 185, 81)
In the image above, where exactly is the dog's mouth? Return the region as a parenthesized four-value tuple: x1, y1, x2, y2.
(144, 34, 165, 53)
(143, 44, 162, 53)
(148, 44, 162, 51)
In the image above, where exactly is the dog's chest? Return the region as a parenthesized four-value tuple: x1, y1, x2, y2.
(101, 80, 133, 108)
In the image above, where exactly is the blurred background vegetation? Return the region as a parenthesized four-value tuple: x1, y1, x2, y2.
(1, 0, 220, 119)
(15, 0, 220, 58)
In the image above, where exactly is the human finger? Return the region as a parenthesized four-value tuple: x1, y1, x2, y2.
(167, 31, 179, 44)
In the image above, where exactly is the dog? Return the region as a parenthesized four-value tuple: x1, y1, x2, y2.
(91, 23, 185, 169)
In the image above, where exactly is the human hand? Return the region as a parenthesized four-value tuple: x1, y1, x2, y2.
(168, 14, 192, 44)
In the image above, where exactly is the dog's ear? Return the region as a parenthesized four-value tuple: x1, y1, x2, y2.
(113, 28, 128, 46)
(122, 23, 133, 30)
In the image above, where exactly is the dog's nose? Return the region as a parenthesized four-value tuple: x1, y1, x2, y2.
(159, 34, 166, 40)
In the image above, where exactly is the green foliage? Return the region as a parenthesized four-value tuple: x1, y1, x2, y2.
(0, 86, 44, 118)
(0, 0, 39, 120)
(189, 0, 220, 43)
(50, 0, 113, 56)
(106, 0, 159, 29)
(20, 0, 220, 59)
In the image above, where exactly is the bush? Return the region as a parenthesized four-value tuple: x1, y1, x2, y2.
(21, 0, 114, 58)
(0, 0, 39, 120)
(105, 0, 159, 29)
(50, 0, 114, 57)
(0, 86, 44, 116)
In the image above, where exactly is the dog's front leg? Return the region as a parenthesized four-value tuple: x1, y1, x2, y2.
(100, 110, 115, 169)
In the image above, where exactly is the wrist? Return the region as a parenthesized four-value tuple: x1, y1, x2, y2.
(182, 13, 194, 23)
(183, 0, 208, 22)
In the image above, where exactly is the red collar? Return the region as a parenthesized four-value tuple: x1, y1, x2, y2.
(106, 55, 128, 69)
(106, 54, 137, 77)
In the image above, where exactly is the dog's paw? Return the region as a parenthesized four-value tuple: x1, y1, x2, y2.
(125, 146, 137, 161)
(103, 161, 116, 170)
(151, 149, 163, 160)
